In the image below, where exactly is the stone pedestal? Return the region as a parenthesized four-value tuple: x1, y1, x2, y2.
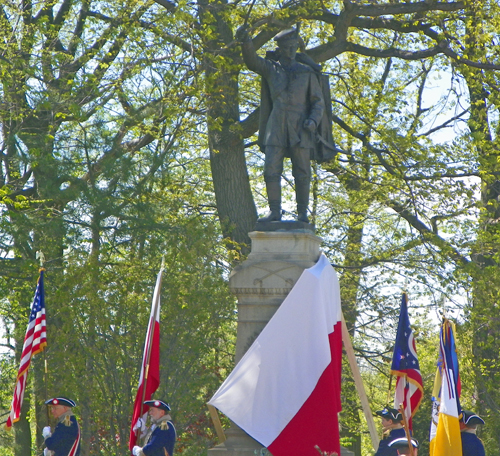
(230, 229, 322, 365)
(208, 229, 354, 456)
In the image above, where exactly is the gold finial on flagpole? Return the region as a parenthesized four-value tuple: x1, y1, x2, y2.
(403, 279, 409, 295)
(36, 251, 46, 268)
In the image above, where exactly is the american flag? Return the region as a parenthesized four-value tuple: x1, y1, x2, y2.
(390, 293, 424, 431)
(6, 269, 47, 429)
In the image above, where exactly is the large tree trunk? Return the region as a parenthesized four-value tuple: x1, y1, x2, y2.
(199, 0, 257, 253)
(463, 29, 500, 443)
(11, 110, 68, 456)
(339, 185, 369, 456)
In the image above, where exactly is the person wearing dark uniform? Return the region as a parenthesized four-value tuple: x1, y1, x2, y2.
(388, 437, 419, 456)
(239, 26, 335, 223)
(460, 410, 485, 456)
(43, 397, 81, 456)
(132, 399, 176, 456)
(374, 407, 407, 456)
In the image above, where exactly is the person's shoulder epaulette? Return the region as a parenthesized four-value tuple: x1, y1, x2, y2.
(160, 421, 169, 431)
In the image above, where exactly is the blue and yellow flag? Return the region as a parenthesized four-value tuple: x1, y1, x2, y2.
(430, 318, 461, 456)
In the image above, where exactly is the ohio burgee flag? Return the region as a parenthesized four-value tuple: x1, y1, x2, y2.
(390, 293, 424, 431)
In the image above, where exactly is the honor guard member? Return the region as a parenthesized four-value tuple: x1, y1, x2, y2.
(132, 399, 176, 456)
(388, 437, 419, 456)
(374, 407, 406, 456)
(43, 397, 81, 456)
(460, 410, 485, 456)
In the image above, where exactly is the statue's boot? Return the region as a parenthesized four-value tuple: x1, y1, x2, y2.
(258, 181, 282, 222)
(296, 179, 310, 223)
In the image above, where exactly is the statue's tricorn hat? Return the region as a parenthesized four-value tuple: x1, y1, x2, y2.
(273, 28, 298, 44)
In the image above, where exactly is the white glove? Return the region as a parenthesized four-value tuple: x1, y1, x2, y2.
(43, 448, 53, 456)
(133, 417, 144, 431)
(132, 445, 143, 456)
(42, 426, 52, 439)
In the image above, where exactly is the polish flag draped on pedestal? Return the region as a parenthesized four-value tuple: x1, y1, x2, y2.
(209, 254, 342, 456)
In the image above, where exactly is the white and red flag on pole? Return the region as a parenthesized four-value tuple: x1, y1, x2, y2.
(6, 269, 47, 429)
(390, 293, 424, 431)
(208, 254, 342, 456)
(128, 266, 163, 451)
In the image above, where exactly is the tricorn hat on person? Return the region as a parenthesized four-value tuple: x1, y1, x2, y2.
(388, 437, 419, 449)
(45, 397, 76, 407)
(460, 410, 485, 426)
(144, 399, 171, 412)
(376, 407, 403, 422)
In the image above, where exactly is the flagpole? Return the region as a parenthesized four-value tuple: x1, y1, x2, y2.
(206, 404, 226, 444)
(341, 312, 379, 450)
(386, 374, 393, 406)
(138, 258, 164, 444)
(398, 404, 414, 456)
(36, 251, 51, 426)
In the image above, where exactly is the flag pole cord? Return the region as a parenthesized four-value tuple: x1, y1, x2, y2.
(341, 312, 379, 450)
(139, 258, 165, 445)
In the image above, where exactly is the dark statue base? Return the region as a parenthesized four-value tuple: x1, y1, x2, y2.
(254, 219, 315, 232)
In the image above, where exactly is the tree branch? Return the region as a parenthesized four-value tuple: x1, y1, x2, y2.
(152, 0, 177, 13)
(388, 199, 470, 266)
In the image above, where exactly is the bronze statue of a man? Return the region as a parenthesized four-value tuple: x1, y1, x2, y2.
(240, 27, 336, 223)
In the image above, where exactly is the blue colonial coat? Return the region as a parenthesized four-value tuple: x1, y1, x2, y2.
(45, 412, 80, 456)
(374, 427, 407, 456)
(142, 415, 176, 456)
(461, 431, 485, 456)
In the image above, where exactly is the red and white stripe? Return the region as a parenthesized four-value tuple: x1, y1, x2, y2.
(68, 422, 81, 456)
